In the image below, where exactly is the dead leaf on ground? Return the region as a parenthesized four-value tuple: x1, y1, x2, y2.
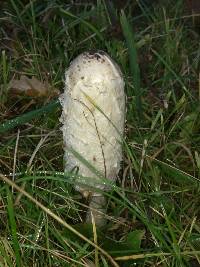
(9, 75, 57, 97)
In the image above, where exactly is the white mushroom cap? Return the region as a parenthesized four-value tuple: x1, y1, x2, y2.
(60, 50, 125, 196)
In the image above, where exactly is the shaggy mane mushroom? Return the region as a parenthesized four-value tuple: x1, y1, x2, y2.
(60, 50, 125, 226)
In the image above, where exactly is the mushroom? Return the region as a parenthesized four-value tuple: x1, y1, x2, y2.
(60, 50, 125, 226)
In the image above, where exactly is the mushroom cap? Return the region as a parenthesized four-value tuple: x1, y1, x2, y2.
(66, 50, 123, 89)
(60, 50, 125, 196)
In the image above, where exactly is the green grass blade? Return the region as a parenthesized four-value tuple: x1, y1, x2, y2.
(0, 99, 59, 133)
(120, 10, 142, 117)
(6, 186, 21, 267)
(10, 0, 25, 28)
(59, 8, 103, 41)
(152, 49, 193, 100)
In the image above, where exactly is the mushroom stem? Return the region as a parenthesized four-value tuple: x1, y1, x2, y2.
(86, 194, 107, 227)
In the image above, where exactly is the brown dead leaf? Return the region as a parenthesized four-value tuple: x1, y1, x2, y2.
(9, 75, 50, 97)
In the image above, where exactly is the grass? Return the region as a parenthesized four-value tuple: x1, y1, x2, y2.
(0, 0, 200, 266)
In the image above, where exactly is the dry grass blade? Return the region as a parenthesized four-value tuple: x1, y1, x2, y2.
(115, 251, 200, 261)
(91, 212, 99, 267)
